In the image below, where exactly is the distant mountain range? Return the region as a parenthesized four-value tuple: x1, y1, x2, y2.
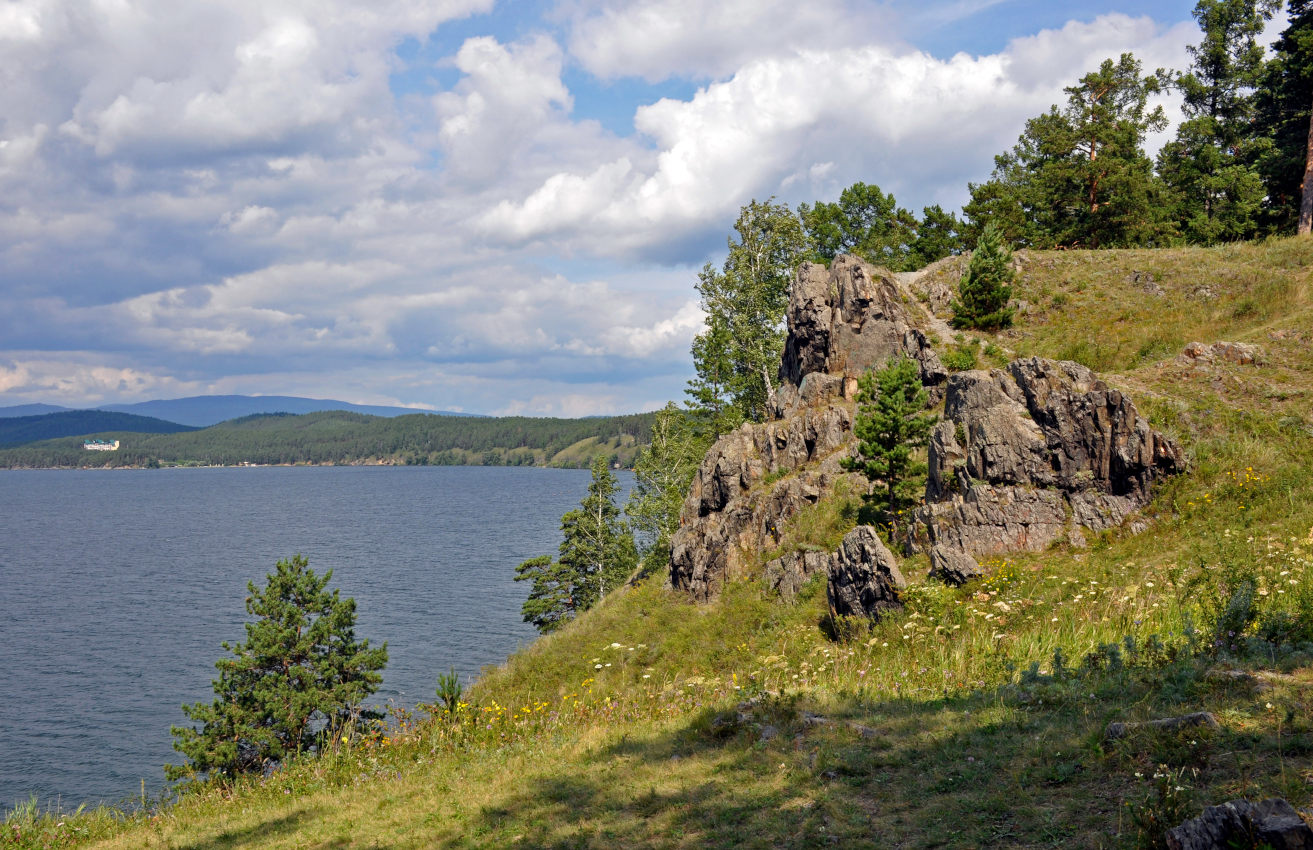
(0, 395, 477, 428)
(0, 410, 199, 448)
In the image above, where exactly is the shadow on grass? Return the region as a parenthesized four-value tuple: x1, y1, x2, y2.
(451, 649, 1311, 849)
(445, 682, 1120, 849)
(176, 807, 337, 850)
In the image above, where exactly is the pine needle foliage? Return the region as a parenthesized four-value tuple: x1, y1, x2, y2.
(167, 555, 387, 781)
(516, 456, 638, 633)
(842, 357, 939, 521)
(952, 223, 1016, 330)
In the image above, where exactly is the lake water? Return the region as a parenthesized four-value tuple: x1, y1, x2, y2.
(0, 466, 613, 813)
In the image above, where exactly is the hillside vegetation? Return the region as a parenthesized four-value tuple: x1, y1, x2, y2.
(0, 411, 198, 448)
(0, 411, 654, 470)
(6, 239, 1313, 849)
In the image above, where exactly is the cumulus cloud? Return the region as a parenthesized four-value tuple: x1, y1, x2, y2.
(565, 0, 895, 82)
(483, 13, 1192, 257)
(0, 2, 1202, 414)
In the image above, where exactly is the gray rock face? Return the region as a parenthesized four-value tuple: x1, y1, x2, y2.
(672, 255, 937, 601)
(928, 544, 983, 586)
(763, 550, 831, 599)
(912, 357, 1184, 561)
(826, 526, 905, 619)
(1166, 798, 1312, 850)
(775, 256, 946, 417)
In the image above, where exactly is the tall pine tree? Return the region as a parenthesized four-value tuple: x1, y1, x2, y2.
(965, 53, 1173, 248)
(1255, 0, 1313, 233)
(516, 456, 637, 632)
(1157, 0, 1278, 243)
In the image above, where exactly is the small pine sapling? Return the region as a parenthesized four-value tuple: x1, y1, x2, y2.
(951, 223, 1016, 330)
(842, 356, 939, 526)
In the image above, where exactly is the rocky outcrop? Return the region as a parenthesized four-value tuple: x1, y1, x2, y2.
(763, 549, 831, 599)
(911, 358, 1183, 574)
(826, 526, 905, 619)
(1166, 799, 1312, 850)
(671, 257, 939, 601)
(775, 255, 946, 417)
(671, 252, 1184, 601)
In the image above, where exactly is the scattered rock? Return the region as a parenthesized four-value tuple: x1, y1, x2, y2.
(928, 544, 983, 586)
(1104, 711, 1220, 742)
(1166, 798, 1313, 850)
(827, 526, 906, 620)
(1178, 341, 1262, 367)
(1128, 270, 1165, 296)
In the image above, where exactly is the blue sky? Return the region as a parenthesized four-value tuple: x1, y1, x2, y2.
(0, 0, 1231, 415)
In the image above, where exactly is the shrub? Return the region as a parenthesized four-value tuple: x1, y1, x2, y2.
(167, 555, 388, 781)
(951, 223, 1015, 330)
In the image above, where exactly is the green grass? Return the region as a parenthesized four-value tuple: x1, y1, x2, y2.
(8, 238, 1313, 849)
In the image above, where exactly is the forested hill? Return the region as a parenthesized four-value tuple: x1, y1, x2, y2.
(0, 410, 656, 469)
(0, 410, 198, 448)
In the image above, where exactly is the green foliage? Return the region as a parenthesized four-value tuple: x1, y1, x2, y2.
(951, 223, 1016, 330)
(434, 669, 462, 720)
(842, 357, 938, 521)
(167, 555, 387, 781)
(799, 181, 918, 269)
(965, 53, 1172, 248)
(1157, 0, 1278, 244)
(800, 185, 964, 272)
(1254, 0, 1313, 232)
(516, 456, 638, 632)
(940, 340, 980, 372)
(625, 403, 711, 573)
(688, 198, 808, 428)
(1126, 765, 1199, 850)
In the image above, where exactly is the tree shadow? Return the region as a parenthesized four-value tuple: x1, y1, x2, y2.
(175, 806, 350, 850)
(447, 679, 1124, 849)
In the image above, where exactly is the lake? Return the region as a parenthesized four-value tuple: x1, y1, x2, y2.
(0, 465, 614, 813)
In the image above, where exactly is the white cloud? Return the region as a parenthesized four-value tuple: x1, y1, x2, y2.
(484, 13, 1192, 256)
(565, 0, 895, 82)
(0, 3, 1205, 414)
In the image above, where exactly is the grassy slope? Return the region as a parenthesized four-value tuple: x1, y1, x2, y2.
(9, 239, 1313, 849)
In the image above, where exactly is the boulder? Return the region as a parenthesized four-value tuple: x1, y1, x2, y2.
(1166, 798, 1312, 850)
(912, 357, 1184, 563)
(1104, 711, 1220, 742)
(826, 526, 905, 619)
(928, 544, 983, 586)
(1178, 341, 1262, 367)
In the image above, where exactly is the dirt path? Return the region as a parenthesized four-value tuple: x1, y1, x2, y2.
(893, 269, 958, 347)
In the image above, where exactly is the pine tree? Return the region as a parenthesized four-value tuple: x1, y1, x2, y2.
(842, 357, 938, 522)
(516, 456, 637, 632)
(167, 555, 387, 780)
(1254, 0, 1313, 233)
(951, 224, 1015, 330)
(1158, 0, 1278, 243)
(964, 53, 1172, 248)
